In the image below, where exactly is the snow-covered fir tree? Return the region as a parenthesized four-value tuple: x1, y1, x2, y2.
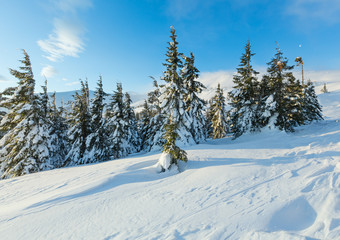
(105, 83, 129, 159)
(66, 80, 93, 165)
(39, 79, 49, 118)
(85, 76, 111, 162)
(157, 117, 187, 172)
(229, 41, 260, 138)
(205, 99, 214, 138)
(302, 80, 323, 123)
(0, 87, 15, 139)
(182, 52, 206, 143)
(210, 84, 229, 139)
(142, 79, 165, 151)
(48, 92, 68, 168)
(0, 50, 51, 178)
(159, 26, 194, 146)
(139, 99, 152, 149)
(259, 47, 304, 132)
(123, 92, 140, 154)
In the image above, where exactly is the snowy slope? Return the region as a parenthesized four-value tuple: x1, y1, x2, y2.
(1, 79, 340, 239)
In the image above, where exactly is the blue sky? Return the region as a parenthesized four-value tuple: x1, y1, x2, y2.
(0, 0, 340, 93)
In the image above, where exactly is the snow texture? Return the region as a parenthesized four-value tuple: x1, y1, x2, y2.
(0, 77, 340, 239)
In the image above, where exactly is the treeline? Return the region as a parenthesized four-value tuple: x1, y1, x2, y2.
(0, 27, 322, 178)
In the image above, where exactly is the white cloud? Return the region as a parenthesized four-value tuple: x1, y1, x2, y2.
(38, 18, 85, 62)
(41, 65, 58, 78)
(65, 81, 80, 86)
(286, 0, 340, 24)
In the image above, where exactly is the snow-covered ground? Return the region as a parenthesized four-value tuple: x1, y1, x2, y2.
(1, 78, 340, 239)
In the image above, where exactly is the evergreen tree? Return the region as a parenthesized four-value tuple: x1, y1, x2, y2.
(139, 100, 151, 148)
(105, 83, 129, 159)
(39, 79, 49, 118)
(143, 79, 165, 151)
(0, 87, 15, 139)
(259, 46, 304, 132)
(85, 76, 111, 162)
(0, 50, 51, 178)
(228, 41, 260, 138)
(157, 117, 187, 172)
(205, 99, 214, 138)
(160, 26, 193, 146)
(123, 92, 140, 154)
(48, 92, 68, 168)
(182, 52, 206, 143)
(211, 84, 229, 139)
(66, 80, 92, 165)
(303, 80, 323, 123)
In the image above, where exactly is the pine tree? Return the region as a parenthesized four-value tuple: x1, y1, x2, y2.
(139, 100, 152, 149)
(182, 52, 206, 143)
(66, 80, 92, 165)
(160, 26, 193, 146)
(157, 117, 187, 172)
(123, 92, 140, 153)
(40, 79, 49, 118)
(259, 46, 304, 132)
(142, 79, 165, 151)
(211, 84, 229, 139)
(85, 76, 111, 162)
(48, 92, 68, 168)
(0, 87, 15, 139)
(105, 83, 129, 159)
(0, 50, 51, 178)
(228, 41, 260, 138)
(303, 80, 323, 123)
(205, 99, 214, 138)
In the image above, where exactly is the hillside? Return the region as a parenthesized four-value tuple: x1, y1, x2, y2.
(0, 79, 340, 239)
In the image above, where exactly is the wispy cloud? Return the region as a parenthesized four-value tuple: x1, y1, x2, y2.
(38, 0, 92, 62)
(41, 65, 58, 78)
(286, 0, 340, 24)
(38, 18, 85, 62)
(65, 81, 80, 86)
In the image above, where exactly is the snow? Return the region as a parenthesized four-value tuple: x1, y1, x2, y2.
(157, 152, 171, 171)
(1, 77, 340, 239)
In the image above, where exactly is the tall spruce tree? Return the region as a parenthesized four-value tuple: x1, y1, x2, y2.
(205, 99, 214, 138)
(0, 87, 15, 139)
(48, 92, 68, 168)
(160, 26, 193, 146)
(139, 100, 152, 149)
(259, 46, 304, 132)
(123, 92, 140, 153)
(229, 41, 260, 138)
(105, 83, 129, 159)
(66, 80, 92, 165)
(182, 52, 206, 143)
(302, 80, 323, 123)
(86, 76, 111, 162)
(0, 50, 51, 178)
(211, 84, 229, 139)
(142, 79, 165, 151)
(40, 79, 49, 118)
